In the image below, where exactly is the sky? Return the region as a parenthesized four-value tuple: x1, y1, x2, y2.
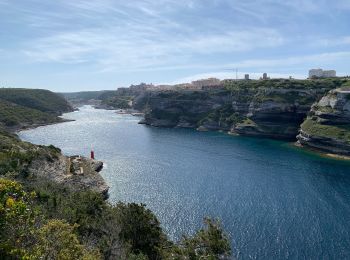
(0, 0, 349, 92)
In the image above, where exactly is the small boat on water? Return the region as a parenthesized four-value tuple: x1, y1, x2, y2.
(115, 109, 144, 116)
(131, 112, 144, 116)
(116, 109, 128, 114)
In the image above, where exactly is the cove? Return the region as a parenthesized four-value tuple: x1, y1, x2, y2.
(19, 106, 350, 260)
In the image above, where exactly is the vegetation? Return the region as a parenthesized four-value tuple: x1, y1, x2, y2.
(0, 88, 72, 130)
(225, 78, 347, 91)
(61, 90, 117, 103)
(102, 95, 133, 109)
(340, 80, 350, 91)
(165, 218, 231, 259)
(0, 179, 102, 259)
(0, 178, 232, 259)
(0, 99, 60, 128)
(0, 88, 72, 114)
(0, 86, 231, 259)
(301, 119, 350, 143)
(199, 105, 244, 128)
(253, 91, 317, 105)
(0, 130, 60, 177)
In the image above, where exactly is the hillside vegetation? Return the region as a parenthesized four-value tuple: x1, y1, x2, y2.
(0, 88, 72, 130)
(298, 84, 350, 155)
(224, 78, 346, 91)
(0, 88, 72, 114)
(0, 130, 231, 259)
(0, 87, 231, 259)
(61, 91, 109, 101)
(0, 177, 231, 259)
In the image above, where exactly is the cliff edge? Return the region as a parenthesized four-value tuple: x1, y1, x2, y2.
(297, 86, 350, 156)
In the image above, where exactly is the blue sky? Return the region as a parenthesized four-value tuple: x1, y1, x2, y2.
(0, 0, 349, 92)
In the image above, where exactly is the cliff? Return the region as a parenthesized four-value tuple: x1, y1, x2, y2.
(297, 85, 350, 156)
(135, 78, 350, 155)
(137, 79, 345, 140)
(0, 130, 108, 197)
(29, 154, 108, 198)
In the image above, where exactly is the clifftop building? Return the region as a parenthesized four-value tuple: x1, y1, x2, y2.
(191, 78, 221, 89)
(260, 73, 270, 80)
(309, 69, 336, 78)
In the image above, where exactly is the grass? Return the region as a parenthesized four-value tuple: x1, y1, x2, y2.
(225, 78, 347, 91)
(301, 118, 350, 143)
(312, 105, 335, 113)
(241, 118, 257, 126)
(253, 92, 316, 105)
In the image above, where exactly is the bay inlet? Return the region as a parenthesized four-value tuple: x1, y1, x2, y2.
(19, 106, 350, 259)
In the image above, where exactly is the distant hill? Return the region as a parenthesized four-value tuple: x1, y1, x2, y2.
(0, 88, 72, 130)
(60, 90, 117, 102)
(0, 88, 72, 114)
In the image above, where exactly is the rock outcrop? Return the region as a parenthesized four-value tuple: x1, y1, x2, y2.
(297, 87, 350, 155)
(29, 155, 109, 198)
(136, 79, 338, 140)
(135, 78, 350, 155)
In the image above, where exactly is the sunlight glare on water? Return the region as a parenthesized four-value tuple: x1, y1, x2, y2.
(19, 106, 350, 260)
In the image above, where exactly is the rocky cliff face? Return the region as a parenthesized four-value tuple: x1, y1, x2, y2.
(297, 87, 350, 155)
(138, 90, 232, 128)
(0, 131, 109, 198)
(231, 88, 324, 139)
(137, 79, 337, 140)
(29, 155, 109, 198)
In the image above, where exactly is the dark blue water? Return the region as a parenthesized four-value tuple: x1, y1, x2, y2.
(19, 106, 350, 259)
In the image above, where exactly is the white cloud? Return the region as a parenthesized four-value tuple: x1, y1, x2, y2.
(2, 0, 349, 90)
(22, 27, 284, 71)
(312, 36, 350, 47)
(220, 51, 350, 70)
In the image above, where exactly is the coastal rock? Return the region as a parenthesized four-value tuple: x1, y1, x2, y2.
(297, 87, 350, 155)
(137, 83, 331, 140)
(297, 129, 350, 156)
(28, 155, 109, 198)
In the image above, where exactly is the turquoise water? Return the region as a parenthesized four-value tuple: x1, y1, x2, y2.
(19, 106, 350, 259)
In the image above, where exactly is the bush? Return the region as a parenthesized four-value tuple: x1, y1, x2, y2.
(164, 218, 231, 259)
(0, 178, 102, 259)
(116, 202, 167, 259)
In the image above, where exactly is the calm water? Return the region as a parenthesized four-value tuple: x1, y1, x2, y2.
(19, 106, 350, 259)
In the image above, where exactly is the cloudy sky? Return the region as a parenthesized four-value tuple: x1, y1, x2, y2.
(0, 0, 349, 91)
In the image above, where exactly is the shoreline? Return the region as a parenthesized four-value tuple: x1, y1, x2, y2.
(144, 119, 350, 161)
(11, 113, 109, 199)
(293, 142, 350, 161)
(18, 106, 350, 162)
(14, 118, 75, 134)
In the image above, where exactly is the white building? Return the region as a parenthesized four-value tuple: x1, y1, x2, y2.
(309, 69, 336, 78)
(322, 70, 336, 78)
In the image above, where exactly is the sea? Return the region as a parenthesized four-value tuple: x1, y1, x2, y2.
(19, 106, 350, 259)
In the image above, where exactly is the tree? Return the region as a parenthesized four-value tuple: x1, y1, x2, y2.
(0, 178, 36, 258)
(116, 202, 167, 259)
(0, 178, 102, 259)
(33, 219, 102, 260)
(164, 218, 231, 260)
